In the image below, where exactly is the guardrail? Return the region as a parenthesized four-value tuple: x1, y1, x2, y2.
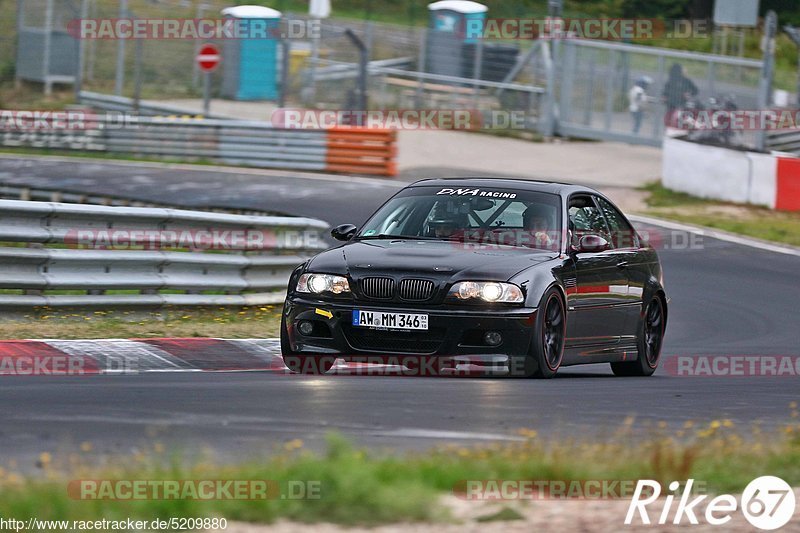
(767, 129, 800, 155)
(314, 57, 413, 82)
(2, 106, 399, 178)
(111, 117, 332, 172)
(78, 91, 228, 119)
(0, 181, 276, 216)
(0, 200, 329, 309)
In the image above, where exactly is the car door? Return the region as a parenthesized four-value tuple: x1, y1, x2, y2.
(565, 195, 631, 355)
(595, 196, 643, 342)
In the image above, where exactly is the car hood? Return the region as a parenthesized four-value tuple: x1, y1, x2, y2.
(307, 240, 557, 282)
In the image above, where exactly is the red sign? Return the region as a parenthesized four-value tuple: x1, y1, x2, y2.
(196, 43, 221, 73)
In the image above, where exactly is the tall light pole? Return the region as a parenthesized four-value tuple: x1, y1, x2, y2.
(784, 25, 800, 108)
(114, 0, 128, 95)
(757, 10, 777, 152)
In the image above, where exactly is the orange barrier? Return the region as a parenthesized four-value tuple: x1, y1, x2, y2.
(325, 127, 398, 177)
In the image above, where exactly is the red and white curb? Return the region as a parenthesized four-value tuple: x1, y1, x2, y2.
(0, 338, 398, 376)
(0, 338, 285, 375)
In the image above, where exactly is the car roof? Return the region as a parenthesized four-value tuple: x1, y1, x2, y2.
(408, 177, 601, 197)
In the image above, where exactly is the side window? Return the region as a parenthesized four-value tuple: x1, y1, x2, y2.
(596, 197, 638, 249)
(568, 196, 611, 246)
(375, 204, 413, 235)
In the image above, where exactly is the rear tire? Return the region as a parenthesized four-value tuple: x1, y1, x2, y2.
(281, 315, 335, 375)
(611, 295, 665, 377)
(514, 288, 565, 379)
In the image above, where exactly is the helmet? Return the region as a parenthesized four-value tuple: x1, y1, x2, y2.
(426, 201, 468, 237)
(636, 76, 653, 88)
(522, 203, 556, 230)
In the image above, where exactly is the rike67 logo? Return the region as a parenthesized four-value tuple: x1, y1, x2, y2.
(626, 476, 796, 530)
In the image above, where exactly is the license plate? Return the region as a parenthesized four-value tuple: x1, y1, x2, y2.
(352, 310, 428, 331)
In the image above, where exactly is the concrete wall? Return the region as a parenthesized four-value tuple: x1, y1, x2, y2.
(662, 136, 800, 211)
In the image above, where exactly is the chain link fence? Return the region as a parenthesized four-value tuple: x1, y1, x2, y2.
(82, 0, 217, 99)
(557, 39, 766, 149)
(285, 18, 549, 130)
(4, 1, 775, 151)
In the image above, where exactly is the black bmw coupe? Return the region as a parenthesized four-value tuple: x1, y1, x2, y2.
(281, 178, 667, 378)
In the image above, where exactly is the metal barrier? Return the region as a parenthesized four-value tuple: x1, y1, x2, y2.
(107, 117, 330, 172)
(78, 91, 228, 119)
(0, 199, 329, 309)
(767, 129, 800, 155)
(2, 107, 399, 177)
(326, 127, 397, 176)
(0, 181, 277, 215)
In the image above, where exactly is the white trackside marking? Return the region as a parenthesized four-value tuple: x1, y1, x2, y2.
(379, 428, 525, 442)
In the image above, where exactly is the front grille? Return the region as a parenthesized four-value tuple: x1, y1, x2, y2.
(361, 277, 395, 299)
(399, 279, 435, 301)
(344, 326, 445, 354)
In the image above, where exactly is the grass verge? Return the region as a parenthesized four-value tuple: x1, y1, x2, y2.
(0, 307, 281, 340)
(0, 146, 220, 168)
(639, 182, 800, 247)
(1, 417, 799, 527)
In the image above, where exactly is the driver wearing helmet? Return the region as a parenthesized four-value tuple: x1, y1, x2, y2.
(522, 203, 556, 249)
(425, 201, 469, 239)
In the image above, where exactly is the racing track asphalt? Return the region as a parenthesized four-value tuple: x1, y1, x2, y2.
(0, 156, 798, 465)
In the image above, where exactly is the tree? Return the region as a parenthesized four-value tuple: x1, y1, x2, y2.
(621, 0, 691, 19)
(762, 0, 800, 26)
(687, 0, 713, 20)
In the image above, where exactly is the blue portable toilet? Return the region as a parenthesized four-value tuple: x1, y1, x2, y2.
(221, 5, 282, 101)
(426, 1, 487, 79)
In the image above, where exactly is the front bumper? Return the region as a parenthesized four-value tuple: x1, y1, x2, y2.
(283, 296, 538, 365)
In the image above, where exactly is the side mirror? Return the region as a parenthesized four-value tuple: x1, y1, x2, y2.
(572, 234, 610, 254)
(331, 224, 358, 242)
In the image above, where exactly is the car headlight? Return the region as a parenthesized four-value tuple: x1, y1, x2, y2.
(449, 281, 524, 303)
(296, 273, 351, 295)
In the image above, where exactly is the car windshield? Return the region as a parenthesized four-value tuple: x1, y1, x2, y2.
(357, 186, 562, 251)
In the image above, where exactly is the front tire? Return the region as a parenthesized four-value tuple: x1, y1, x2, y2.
(611, 295, 665, 377)
(514, 288, 565, 379)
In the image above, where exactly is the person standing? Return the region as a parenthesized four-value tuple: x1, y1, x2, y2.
(628, 76, 653, 134)
(662, 63, 699, 127)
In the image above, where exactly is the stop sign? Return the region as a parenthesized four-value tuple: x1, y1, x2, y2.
(196, 43, 221, 73)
